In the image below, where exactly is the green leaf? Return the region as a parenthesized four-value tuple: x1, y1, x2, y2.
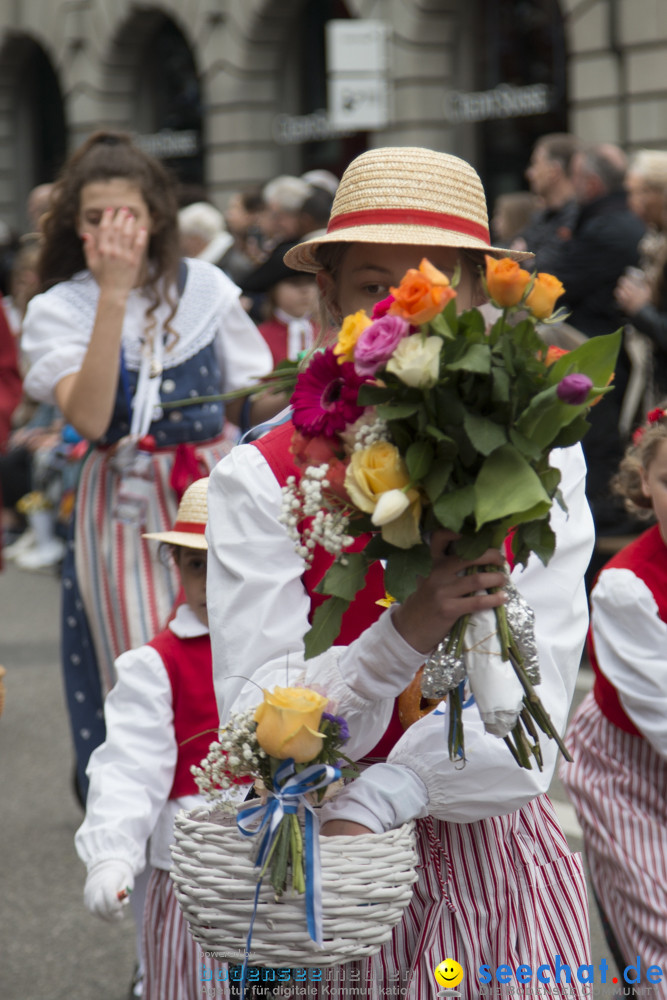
(304, 596, 349, 659)
(453, 525, 494, 560)
(429, 310, 456, 340)
(550, 413, 591, 448)
(547, 330, 622, 388)
(356, 383, 395, 406)
(444, 343, 492, 375)
(376, 401, 421, 420)
(509, 427, 543, 461)
(474, 445, 551, 529)
(383, 544, 432, 603)
(514, 384, 586, 449)
(406, 440, 434, 481)
(433, 484, 476, 532)
(463, 410, 507, 456)
(316, 552, 369, 601)
(491, 366, 511, 403)
(423, 460, 453, 502)
(514, 519, 557, 567)
(539, 466, 562, 497)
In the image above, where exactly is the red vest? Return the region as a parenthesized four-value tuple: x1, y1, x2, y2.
(253, 420, 405, 758)
(589, 523, 667, 737)
(148, 626, 253, 798)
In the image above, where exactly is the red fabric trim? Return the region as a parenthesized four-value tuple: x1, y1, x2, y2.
(327, 207, 490, 244)
(149, 627, 252, 797)
(172, 520, 206, 534)
(253, 420, 404, 757)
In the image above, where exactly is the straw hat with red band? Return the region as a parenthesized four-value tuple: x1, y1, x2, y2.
(143, 476, 209, 550)
(283, 146, 534, 273)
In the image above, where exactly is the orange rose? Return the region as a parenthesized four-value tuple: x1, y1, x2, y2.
(525, 272, 565, 320)
(389, 258, 457, 325)
(485, 255, 532, 307)
(545, 345, 569, 366)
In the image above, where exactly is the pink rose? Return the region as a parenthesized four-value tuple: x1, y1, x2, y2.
(354, 315, 410, 377)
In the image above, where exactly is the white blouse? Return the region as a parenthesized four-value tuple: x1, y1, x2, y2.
(21, 257, 271, 406)
(591, 566, 667, 757)
(206, 439, 594, 831)
(75, 605, 241, 874)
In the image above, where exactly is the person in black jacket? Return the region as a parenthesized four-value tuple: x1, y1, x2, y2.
(543, 144, 646, 542)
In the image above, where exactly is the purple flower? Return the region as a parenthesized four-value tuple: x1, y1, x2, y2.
(322, 711, 350, 743)
(556, 373, 593, 405)
(354, 315, 410, 377)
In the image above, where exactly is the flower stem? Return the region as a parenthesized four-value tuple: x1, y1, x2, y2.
(290, 814, 305, 894)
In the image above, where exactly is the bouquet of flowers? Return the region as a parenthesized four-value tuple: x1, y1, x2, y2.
(192, 684, 353, 945)
(279, 256, 621, 768)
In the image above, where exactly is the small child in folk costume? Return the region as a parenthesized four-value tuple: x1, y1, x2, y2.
(75, 477, 247, 1000)
(560, 408, 667, 995)
(242, 239, 319, 366)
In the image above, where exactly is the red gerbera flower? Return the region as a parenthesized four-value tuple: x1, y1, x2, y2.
(291, 348, 369, 438)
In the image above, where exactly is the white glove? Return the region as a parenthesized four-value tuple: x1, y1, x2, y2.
(84, 859, 134, 921)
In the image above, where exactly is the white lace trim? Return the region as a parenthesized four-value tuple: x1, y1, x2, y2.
(44, 259, 237, 371)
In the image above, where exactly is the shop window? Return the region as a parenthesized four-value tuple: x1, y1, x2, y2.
(474, 0, 568, 208)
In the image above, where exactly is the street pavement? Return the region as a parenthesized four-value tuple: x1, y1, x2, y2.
(0, 559, 614, 1000)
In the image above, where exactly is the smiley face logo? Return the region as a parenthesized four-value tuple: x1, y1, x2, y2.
(434, 958, 464, 990)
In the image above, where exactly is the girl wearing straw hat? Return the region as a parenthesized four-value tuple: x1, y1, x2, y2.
(75, 478, 247, 999)
(207, 148, 594, 998)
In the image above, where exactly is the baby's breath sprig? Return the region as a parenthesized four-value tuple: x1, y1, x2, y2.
(191, 708, 268, 801)
(278, 465, 355, 566)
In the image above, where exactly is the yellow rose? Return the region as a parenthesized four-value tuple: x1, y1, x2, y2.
(380, 495, 422, 549)
(344, 441, 412, 513)
(525, 272, 565, 320)
(254, 686, 328, 763)
(333, 310, 372, 364)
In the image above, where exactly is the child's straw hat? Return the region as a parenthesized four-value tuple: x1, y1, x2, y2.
(142, 477, 209, 550)
(284, 147, 534, 273)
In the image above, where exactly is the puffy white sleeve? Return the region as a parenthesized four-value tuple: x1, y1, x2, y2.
(22, 291, 92, 404)
(383, 444, 594, 823)
(591, 567, 667, 757)
(205, 266, 272, 393)
(329, 443, 593, 828)
(74, 646, 177, 874)
(206, 444, 426, 760)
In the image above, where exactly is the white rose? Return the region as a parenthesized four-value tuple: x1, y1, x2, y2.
(385, 334, 442, 388)
(371, 488, 410, 526)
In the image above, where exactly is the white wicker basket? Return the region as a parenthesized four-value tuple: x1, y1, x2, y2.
(170, 804, 418, 967)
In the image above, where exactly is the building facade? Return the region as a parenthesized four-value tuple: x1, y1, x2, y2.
(0, 0, 664, 232)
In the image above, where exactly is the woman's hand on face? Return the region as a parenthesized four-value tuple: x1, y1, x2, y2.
(82, 207, 149, 295)
(391, 528, 508, 654)
(615, 274, 651, 315)
(320, 820, 374, 837)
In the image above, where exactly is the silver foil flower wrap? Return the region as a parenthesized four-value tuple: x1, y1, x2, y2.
(505, 581, 540, 684)
(420, 643, 466, 699)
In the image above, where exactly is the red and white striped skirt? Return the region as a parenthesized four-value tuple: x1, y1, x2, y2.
(163, 794, 589, 1000)
(560, 691, 667, 997)
(74, 434, 233, 695)
(143, 867, 230, 1000)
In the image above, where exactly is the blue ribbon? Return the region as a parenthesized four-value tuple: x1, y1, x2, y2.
(236, 758, 341, 947)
